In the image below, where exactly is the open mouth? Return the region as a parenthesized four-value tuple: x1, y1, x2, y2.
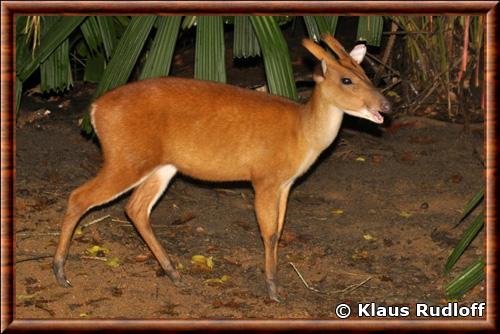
(343, 108, 384, 124)
(369, 110, 384, 124)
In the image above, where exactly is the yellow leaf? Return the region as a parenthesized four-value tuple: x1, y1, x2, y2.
(363, 234, 377, 241)
(105, 257, 120, 268)
(399, 211, 412, 218)
(176, 262, 184, 270)
(17, 293, 38, 301)
(75, 226, 83, 236)
(331, 209, 344, 215)
(206, 256, 214, 270)
(355, 157, 366, 162)
(204, 275, 231, 284)
(86, 245, 110, 256)
(386, 90, 400, 98)
(79, 312, 89, 318)
(191, 255, 214, 270)
(191, 255, 206, 265)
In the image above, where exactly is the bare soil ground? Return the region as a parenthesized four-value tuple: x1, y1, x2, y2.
(15, 80, 485, 320)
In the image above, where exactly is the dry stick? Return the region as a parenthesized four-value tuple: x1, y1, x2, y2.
(366, 53, 401, 78)
(16, 231, 60, 237)
(81, 255, 108, 262)
(111, 217, 131, 224)
(82, 214, 111, 228)
(289, 262, 323, 294)
(366, 53, 419, 96)
(16, 255, 53, 264)
(381, 79, 402, 93)
(331, 276, 372, 295)
(374, 21, 398, 85)
(403, 58, 463, 111)
(408, 81, 440, 114)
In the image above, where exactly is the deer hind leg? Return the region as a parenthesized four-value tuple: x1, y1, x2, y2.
(124, 164, 182, 284)
(53, 166, 150, 287)
(253, 179, 293, 302)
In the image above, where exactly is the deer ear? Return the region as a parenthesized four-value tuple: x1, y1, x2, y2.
(349, 44, 367, 64)
(312, 60, 327, 83)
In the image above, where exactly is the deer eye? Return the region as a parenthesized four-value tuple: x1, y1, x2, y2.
(341, 78, 353, 85)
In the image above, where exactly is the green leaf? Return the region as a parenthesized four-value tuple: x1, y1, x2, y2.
(315, 16, 338, 36)
(445, 258, 485, 298)
(357, 16, 384, 46)
(96, 16, 117, 60)
(15, 16, 32, 72)
(16, 76, 22, 117)
(303, 16, 321, 42)
(139, 16, 181, 80)
(459, 186, 484, 223)
(84, 52, 106, 83)
(39, 16, 73, 93)
(17, 16, 86, 82)
(445, 211, 484, 273)
(182, 16, 197, 30)
(195, 16, 226, 83)
(233, 16, 260, 58)
(80, 16, 102, 55)
(249, 16, 297, 100)
(92, 16, 156, 99)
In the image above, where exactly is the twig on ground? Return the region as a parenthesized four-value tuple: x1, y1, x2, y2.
(16, 231, 60, 237)
(82, 214, 111, 228)
(289, 262, 323, 294)
(111, 218, 131, 224)
(81, 255, 108, 262)
(331, 276, 372, 295)
(16, 255, 53, 264)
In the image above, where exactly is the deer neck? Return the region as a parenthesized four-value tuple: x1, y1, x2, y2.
(300, 86, 344, 152)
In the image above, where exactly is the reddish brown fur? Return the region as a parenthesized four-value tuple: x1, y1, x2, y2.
(93, 78, 308, 183)
(53, 36, 390, 302)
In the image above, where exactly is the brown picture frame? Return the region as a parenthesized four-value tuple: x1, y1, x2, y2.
(1, 1, 498, 332)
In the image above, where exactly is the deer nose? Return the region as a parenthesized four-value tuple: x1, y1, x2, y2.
(380, 98, 391, 114)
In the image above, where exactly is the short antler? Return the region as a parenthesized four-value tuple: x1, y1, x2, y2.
(302, 38, 336, 65)
(321, 34, 369, 80)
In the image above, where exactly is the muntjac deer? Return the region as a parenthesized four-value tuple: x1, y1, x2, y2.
(53, 35, 390, 302)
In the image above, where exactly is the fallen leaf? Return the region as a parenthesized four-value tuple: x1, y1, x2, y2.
(363, 234, 377, 241)
(331, 209, 344, 215)
(105, 257, 120, 268)
(352, 249, 369, 260)
(191, 255, 214, 271)
(355, 156, 366, 162)
(75, 226, 83, 236)
(17, 293, 38, 301)
(134, 253, 153, 262)
(172, 213, 196, 225)
(371, 154, 384, 164)
(86, 245, 110, 257)
(223, 255, 240, 266)
(204, 275, 231, 284)
(206, 256, 214, 270)
(450, 174, 463, 184)
(399, 211, 412, 218)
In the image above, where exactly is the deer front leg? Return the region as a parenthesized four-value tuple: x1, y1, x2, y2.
(253, 179, 293, 302)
